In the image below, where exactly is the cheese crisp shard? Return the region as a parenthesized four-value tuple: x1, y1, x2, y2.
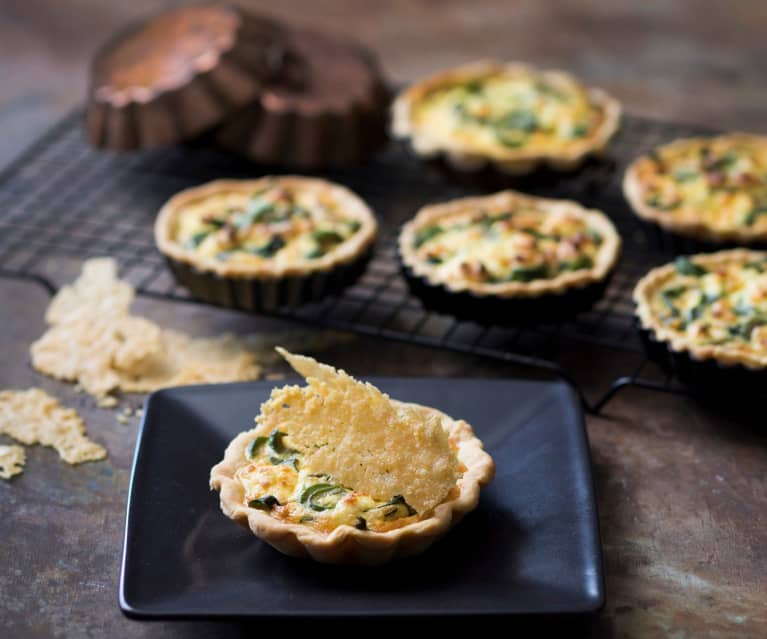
(0, 389, 106, 464)
(30, 258, 262, 402)
(0, 444, 25, 479)
(255, 348, 459, 514)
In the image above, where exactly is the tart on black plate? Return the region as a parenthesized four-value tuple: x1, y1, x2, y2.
(155, 177, 377, 311)
(634, 249, 767, 395)
(399, 189, 621, 323)
(210, 348, 494, 564)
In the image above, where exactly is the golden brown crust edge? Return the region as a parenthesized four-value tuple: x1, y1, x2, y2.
(398, 189, 621, 298)
(391, 60, 622, 175)
(154, 176, 378, 279)
(623, 134, 767, 244)
(209, 401, 495, 564)
(634, 248, 767, 370)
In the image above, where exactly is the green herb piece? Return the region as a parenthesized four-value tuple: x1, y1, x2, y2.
(246, 436, 267, 459)
(494, 128, 526, 148)
(236, 199, 276, 229)
(299, 483, 347, 512)
(587, 229, 603, 245)
(559, 255, 593, 272)
(675, 257, 708, 277)
(672, 169, 699, 182)
(299, 515, 315, 523)
(305, 229, 346, 259)
(659, 286, 686, 317)
(414, 225, 444, 248)
(305, 247, 324, 259)
(312, 229, 345, 244)
(520, 227, 550, 240)
(710, 151, 739, 171)
(203, 217, 227, 229)
(508, 264, 549, 282)
(684, 293, 711, 325)
(250, 235, 285, 258)
(743, 206, 767, 226)
(744, 261, 767, 273)
(346, 220, 362, 233)
(369, 495, 417, 520)
(645, 194, 680, 210)
(248, 495, 280, 511)
(463, 80, 483, 95)
(569, 123, 589, 139)
(187, 230, 211, 249)
(426, 255, 443, 265)
(267, 430, 292, 456)
(495, 109, 538, 133)
(479, 212, 513, 231)
(266, 429, 299, 468)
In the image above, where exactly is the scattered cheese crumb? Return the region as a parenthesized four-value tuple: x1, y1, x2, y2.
(0, 389, 106, 464)
(0, 445, 25, 479)
(265, 372, 286, 381)
(253, 348, 459, 514)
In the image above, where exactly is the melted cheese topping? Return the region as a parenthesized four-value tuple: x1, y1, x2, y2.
(410, 205, 604, 285)
(236, 349, 460, 533)
(647, 255, 767, 356)
(631, 136, 767, 232)
(170, 180, 363, 267)
(413, 68, 605, 155)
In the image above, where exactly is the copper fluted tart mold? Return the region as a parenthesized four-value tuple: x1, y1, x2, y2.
(214, 27, 390, 169)
(86, 4, 285, 150)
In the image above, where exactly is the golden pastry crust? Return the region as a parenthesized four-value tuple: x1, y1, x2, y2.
(392, 60, 621, 175)
(624, 134, 767, 244)
(399, 189, 621, 298)
(210, 401, 494, 564)
(155, 176, 377, 278)
(634, 249, 767, 369)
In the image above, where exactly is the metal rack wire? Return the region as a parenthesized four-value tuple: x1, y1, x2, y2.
(0, 111, 706, 412)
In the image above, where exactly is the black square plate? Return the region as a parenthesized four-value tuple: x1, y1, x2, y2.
(120, 378, 604, 618)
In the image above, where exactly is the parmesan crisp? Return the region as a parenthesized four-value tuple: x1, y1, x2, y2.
(0, 444, 26, 479)
(254, 348, 459, 514)
(30, 258, 262, 402)
(0, 389, 106, 464)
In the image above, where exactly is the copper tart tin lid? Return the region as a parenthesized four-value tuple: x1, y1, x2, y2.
(215, 27, 390, 168)
(86, 4, 285, 150)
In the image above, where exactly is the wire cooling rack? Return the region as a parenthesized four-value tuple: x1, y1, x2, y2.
(0, 111, 704, 412)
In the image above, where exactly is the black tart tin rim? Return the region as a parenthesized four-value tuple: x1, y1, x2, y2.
(400, 257, 615, 326)
(636, 320, 767, 400)
(164, 246, 373, 313)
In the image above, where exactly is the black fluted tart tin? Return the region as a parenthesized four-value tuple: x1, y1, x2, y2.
(164, 247, 373, 313)
(636, 323, 767, 401)
(401, 260, 614, 326)
(86, 4, 285, 150)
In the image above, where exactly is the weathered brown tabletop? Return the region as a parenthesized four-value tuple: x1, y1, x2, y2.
(1, 2, 766, 637)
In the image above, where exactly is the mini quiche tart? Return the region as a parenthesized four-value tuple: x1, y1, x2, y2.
(634, 250, 767, 393)
(392, 60, 621, 175)
(624, 134, 767, 244)
(210, 348, 494, 564)
(399, 190, 621, 322)
(155, 177, 377, 311)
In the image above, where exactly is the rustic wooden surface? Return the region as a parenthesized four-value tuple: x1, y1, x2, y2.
(1, 1, 766, 637)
